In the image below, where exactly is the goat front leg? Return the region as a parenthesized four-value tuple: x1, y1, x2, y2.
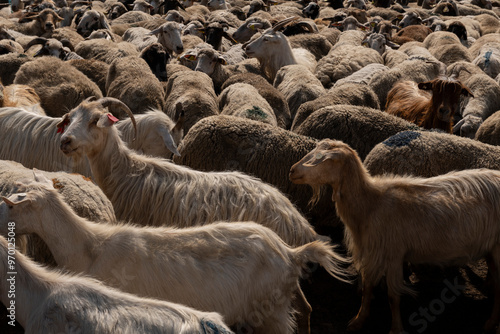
(294, 284, 312, 334)
(347, 277, 373, 332)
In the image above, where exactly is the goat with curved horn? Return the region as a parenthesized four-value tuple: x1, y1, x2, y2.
(98, 97, 137, 141)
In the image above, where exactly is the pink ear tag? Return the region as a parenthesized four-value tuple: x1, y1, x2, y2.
(57, 126, 65, 134)
(107, 114, 119, 124)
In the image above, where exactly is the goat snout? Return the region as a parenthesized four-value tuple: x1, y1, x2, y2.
(60, 137, 74, 155)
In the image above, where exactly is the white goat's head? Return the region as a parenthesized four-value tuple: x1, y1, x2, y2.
(149, 22, 184, 54)
(76, 10, 110, 37)
(58, 97, 137, 158)
(244, 16, 297, 60)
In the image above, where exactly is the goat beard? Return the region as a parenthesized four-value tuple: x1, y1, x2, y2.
(308, 184, 325, 208)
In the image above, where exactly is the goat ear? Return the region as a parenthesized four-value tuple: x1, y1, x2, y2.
(99, 12, 111, 30)
(418, 82, 433, 90)
(462, 86, 474, 98)
(56, 114, 69, 134)
(2, 193, 29, 206)
(158, 127, 181, 156)
(303, 151, 340, 167)
(97, 113, 119, 128)
(33, 169, 55, 188)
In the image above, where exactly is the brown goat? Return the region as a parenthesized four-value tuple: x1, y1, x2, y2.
(391, 24, 433, 45)
(12, 8, 62, 36)
(385, 77, 473, 133)
(289, 138, 500, 334)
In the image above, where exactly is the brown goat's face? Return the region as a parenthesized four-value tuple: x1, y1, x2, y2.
(418, 79, 473, 122)
(290, 139, 348, 186)
(59, 101, 115, 158)
(35, 9, 63, 33)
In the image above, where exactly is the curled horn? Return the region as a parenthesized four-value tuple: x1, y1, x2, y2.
(295, 21, 318, 33)
(24, 37, 48, 51)
(449, 64, 471, 79)
(272, 16, 300, 32)
(98, 97, 137, 141)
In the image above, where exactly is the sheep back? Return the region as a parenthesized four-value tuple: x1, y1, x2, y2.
(364, 130, 500, 177)
(0, 53, 33, 85)
(294, 104, 419, 160)
(476, 110, 500, 145)
(75, 39, 140, 64)
(68, 58, 110, 96)
(106, 56, 165, 114)
(13, 57, 103, 117)
(291, 82, 381, 130)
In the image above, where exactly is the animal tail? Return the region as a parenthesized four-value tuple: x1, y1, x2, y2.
(292, 240, 353, 283)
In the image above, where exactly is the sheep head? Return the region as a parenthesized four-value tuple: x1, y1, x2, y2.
(194, 48, 226, 75)
(59, 97, 136, 158)
(76, 10, 110, 37)
(33, 8, 63, 34)
(232, 17, 270, 43)
(150, 22, 184, 54)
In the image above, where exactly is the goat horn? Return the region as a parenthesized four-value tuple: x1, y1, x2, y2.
(272, 16, 300, 32)
(449, 64, 471, 79)
(98, 97, 137, 141)
(24, 37, 48, 51)
(296, 21, 318, 33)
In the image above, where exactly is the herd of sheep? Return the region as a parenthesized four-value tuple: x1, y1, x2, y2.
(1, 0, 500, 332)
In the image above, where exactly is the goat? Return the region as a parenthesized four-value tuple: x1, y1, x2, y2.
(244, 17, 316, 81)
(57, 97, 319, 247)
(385, 76, 473, 133)
(289, 138, 500, 334)
(0, 235, 234, 333)
(0, 82, 44, 114)
(0, 172, 349, 334)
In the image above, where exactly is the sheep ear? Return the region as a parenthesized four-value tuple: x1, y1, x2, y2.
(97, 113, 119, 128)
(418, 82, 433, 90)
(158, 127, 181, 156)
(33, 169, 54, 188)
(218, 56, 227, 65)
(99, 12, 111, 30)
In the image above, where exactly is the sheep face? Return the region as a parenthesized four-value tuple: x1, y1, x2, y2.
(453, 115, 483, 139)
(194, 49, 226, 75)
(345, 0, 366, 10)
(362, 33, 388, 56)
(302, 2, 320, 19)
(10, 0, 24, 12)
(133, 0, 154, 13)
(398, 12, 422, 28)
(182, 21, 205, 39)
(207, 0, 227, 10)
(108, 3, 127, 19)
(35, 9, 63, 34)
(233, 19, 266, 43)
(165, 10, 184, 23)
(151, 22, 184, 54)
(77, 10, 110, 37)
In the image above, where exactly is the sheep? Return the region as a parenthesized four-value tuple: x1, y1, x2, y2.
(58, 97, 319, 247)
(221, 73, 292, 129)
(149, 21, 184, 55)
(0, 39, 24, 55)
(291, 82, 381, 130)
(422, 31, 472, 66)
(397, 11, 422, 28)
(0, 53, 33, 86)
(10, 8, 63, 36)
(105, 56, 165, 115)
(273, 64, 326, 118)
(391, 24, 433, 45)
(473, 13, 500, 35)
(110, 10, 153, 25)
(244, 16, 317, 81)
(139, 42, 168, 81)
(475, 109, 500, 146)
(172, 114, 342, 229)
(333, 63, 389, 87)
(218, 83, 277, 126)
(290, 138, 500, 334)
(75, 38, 139, 64)
(76, 9, 110, 37)
(132, 0, 154, 13)
(0, 81, 44, 114)
(107, 1, 128, 19)
(203, 21, 237, 51)
(1, 173, 349, 333)
(23, 37, 83, 60)
(122, 26, 157, 51)
(315, 41, 384, 88)
(472, 43, 500, 79)
(288, 32, 333, 61)
(67, 58, 109, 96)
(454, 73, 500, 138)
(164, 70, 219, 133)
(0, 235, 234, 334)
(385, 76, 474, 133)
(232, 16, 272, 43)
(13, 56, 102, 117)
(361, 32, 400, 56)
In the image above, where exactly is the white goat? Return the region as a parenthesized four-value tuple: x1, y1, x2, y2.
(0, 172, 349, 334)
(0, 235, 234, 334)
(289, 138, 500, 334)
(244, 17, 316, 81)
(0, 107, 181, 177)
(57, 97, 318, 247)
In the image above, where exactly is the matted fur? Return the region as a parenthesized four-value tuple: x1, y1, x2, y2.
(0, 180, 349, 333)
(0, 236, 233, 334)
(290, 139, 500, 333)
(59, 99, 318, 247)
